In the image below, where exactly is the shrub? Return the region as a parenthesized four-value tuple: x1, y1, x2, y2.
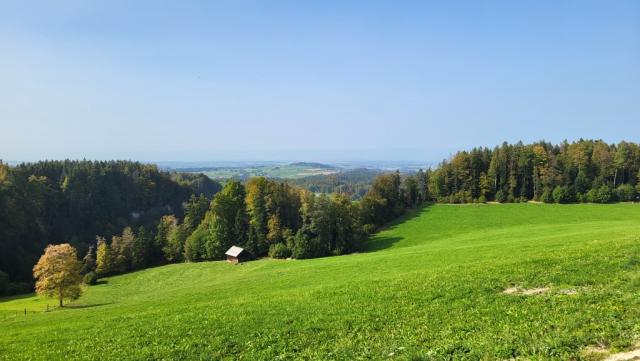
(478, 195, 486, 203)
(616, 184, 636, 202)
(541, 188, 554, 203)
(291, 230, 325, 259)
(362, 224, 377, 235)
(495, 190, 507, 203)
(268, 243, 291, 259)
(553, 186, 575, 203)
(590, 185, 612, 203)
(576, 193, 586, 203)
(83, 272, 98, 285)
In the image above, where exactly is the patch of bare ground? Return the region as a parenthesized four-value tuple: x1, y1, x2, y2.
(521, 287, 550, 295)
(582, 345, 609, 359)
(502, 286, 584, 296)
(501, 287, 550, 296)
(582, 344, 640, 361)
(502, 287, 520, 295)
(605, 349, 640, 361)
(557, 288, 578, 295)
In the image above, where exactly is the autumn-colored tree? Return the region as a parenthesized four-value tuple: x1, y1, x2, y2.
(32, 244, 82, 307)
(112, 227, 135, 273)
(95, 236, 113, 276)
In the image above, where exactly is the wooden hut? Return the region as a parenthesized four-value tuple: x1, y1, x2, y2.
(225, 246, 247, 264)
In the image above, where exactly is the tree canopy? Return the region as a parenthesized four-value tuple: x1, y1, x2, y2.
(32, 244, 83, 307)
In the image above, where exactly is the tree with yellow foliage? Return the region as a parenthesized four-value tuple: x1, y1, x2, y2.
(32, 244, 82, 307)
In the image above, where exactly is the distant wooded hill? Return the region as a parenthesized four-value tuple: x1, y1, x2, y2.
(287, 162, 335, 169)
(288, 168, 382, 199)
(0, 160, 220, 292)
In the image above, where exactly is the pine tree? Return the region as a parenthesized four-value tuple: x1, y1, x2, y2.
(132, 226, 152, 270)
(81, 244, 96, 274)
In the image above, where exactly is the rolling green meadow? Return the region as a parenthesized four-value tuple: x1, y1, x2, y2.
(198, 163, 339, 180)
(2, 203, 640, 360)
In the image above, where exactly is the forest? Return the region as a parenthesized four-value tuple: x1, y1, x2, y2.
(429, 139, 640, 203)
(91, 170, 419, 282)
(1, 139, 639, 296)
(0, 161, 219, 294)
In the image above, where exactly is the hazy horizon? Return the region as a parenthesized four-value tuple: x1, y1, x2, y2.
(3, 137, 638, 165)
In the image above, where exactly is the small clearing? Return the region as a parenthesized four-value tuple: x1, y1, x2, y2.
(502, 287, 550, 296)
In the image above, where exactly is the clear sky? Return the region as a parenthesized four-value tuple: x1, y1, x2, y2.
(1, 1, 639, 162)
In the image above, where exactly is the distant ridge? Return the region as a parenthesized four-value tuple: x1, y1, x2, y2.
(288, 162, 335, 169)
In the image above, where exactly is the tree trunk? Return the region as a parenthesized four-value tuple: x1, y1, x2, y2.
(59, 288, 63, 307)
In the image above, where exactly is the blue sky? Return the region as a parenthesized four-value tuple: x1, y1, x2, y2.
(1, 1, 639, 162)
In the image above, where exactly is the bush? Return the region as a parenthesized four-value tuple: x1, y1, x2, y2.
(291, 230, 325, 259)
(576, 193, 587, 203)
(478, 195, 486, 203)
(589, 185, 612, 203)
(541, 188, 554, 203)
(362, 224, 377, 235)
(268, 243, 291, 259)
(495, 190, 507, 203)
(83, 271, 98, 285)
(616, 184, 636, 202)
(552, 186, 572, 203)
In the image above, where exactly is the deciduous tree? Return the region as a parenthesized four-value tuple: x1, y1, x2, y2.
(32, 244, 82, 307)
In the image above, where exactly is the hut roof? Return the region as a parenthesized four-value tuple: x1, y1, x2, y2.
(225, 246, 244, 257)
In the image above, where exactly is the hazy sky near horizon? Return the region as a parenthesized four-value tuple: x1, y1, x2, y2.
(1, 1, 639, 162)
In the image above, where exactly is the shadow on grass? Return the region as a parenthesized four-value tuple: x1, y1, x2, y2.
(0, 293, 37, 303)
(362, 204, 433, 252)
(63, 302, 113, 309)
(364, 236, 405, 252)
(94, 280, 109, 285)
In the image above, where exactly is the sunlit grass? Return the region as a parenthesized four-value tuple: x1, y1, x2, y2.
(2, 203, 640, 360)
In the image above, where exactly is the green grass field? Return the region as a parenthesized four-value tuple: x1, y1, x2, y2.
(199, 164, 339, 180)
(2, 204, 640, 360)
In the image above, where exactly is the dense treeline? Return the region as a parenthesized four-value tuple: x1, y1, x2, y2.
(289, 168, 381, 199)
(92, 172, 426, 278)
(0, 160, 220, 294)
(430, 140, 640, 203)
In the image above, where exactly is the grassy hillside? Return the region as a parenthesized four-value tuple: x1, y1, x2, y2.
(2, 204, 640, 360)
